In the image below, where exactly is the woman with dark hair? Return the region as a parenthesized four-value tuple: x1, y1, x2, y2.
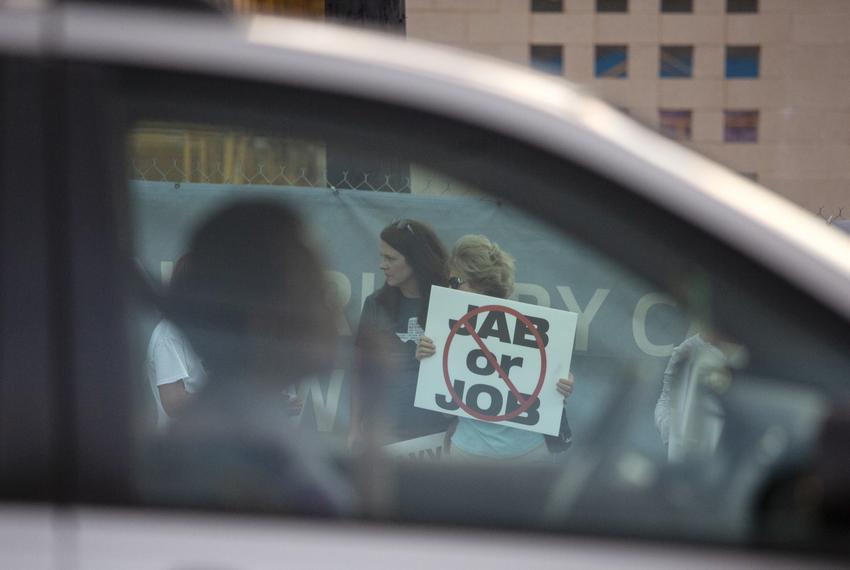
(350, 219, 451, 445)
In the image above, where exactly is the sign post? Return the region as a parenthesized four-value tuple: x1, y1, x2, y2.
(414, 286, 578, 436)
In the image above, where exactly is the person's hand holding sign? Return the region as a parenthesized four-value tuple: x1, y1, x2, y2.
(416, 335, 436, 361)
(556, 373, 575, 400)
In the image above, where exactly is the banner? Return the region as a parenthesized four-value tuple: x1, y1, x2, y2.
(131, 181, 692, 446)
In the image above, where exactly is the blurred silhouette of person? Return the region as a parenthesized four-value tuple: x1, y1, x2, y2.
(655, 330, 743, 462)
(153, 200, 352, 515)
(350, 219, 451, 446)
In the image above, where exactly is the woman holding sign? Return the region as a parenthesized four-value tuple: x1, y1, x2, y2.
(351, 219, 452, 446)
(416, 234, 574, 461)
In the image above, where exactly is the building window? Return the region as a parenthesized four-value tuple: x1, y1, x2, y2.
(660, 46, 693, 78)
(531, 45, 564, 75)
(661, 0, 693, 12)
(532, 0, 563, 12)
(727, 0, 758, 13)
(659, 109, 692, 141)
(726, 46, 760, 78)
(597, 0, 628, 12)
(724, 110, 759, 142)
(595, 45, 628, 78)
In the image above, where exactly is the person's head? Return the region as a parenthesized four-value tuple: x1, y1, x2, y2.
(168, 200, 335, 389)
(375, 219, 448, 323)
(448, 234, 515, 299)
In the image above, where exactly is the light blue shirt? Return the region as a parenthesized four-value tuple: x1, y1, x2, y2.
(451, 417, 545, 458)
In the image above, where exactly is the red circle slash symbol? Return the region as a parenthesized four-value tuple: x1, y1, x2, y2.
(442, 305, 547, 422)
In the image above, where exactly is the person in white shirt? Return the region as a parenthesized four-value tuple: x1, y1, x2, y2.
(147, 318, 206, 430)
(146, 255, 206, 430)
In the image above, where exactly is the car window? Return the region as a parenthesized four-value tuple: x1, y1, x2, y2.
(113, 70, 848, 546)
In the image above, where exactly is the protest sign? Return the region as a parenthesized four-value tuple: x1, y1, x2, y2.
(383, 432, 446, 461)
(414, 286, 578, 436)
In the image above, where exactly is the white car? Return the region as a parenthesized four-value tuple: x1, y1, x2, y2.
(1, 2, 849, 568)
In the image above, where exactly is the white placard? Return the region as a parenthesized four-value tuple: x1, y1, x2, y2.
(414, 286, 578, 436)
(383, 432, 447, 461)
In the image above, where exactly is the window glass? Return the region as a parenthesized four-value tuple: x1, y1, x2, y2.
(660, 45, 693, 78)
(532, 0, 563, 13)
(661, 0, 692, 13)
(659, 109, 692, 141)
(123, 81, 842, 548)
(530, 44, 564, 76)
(726, 45, 760, 78)
(727, 0, 757, 13)
(724, 110, 759, 142)
(595, 45, 628, 78)
(597, 0, 628, 12)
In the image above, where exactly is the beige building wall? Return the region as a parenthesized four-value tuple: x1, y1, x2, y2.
(407, 0, 850, 216)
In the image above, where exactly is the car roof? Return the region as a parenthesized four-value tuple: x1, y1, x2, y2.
(4, 2, 850, 319)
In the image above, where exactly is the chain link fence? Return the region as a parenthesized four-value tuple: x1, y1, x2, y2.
(129, 158, 478, 196)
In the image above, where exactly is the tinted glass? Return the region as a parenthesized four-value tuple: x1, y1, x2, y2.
(659, 109, 692, 140)
(120, 70, 850, 551)
(661, 0, 692, 12)
(724, 110, 759, 142)
(727, 0, 757, 13)
(532, 0, 563, 13)
(597, 0, 628, 12)
(660, 45, 693, 78)
(531, 44, 564, 75)
(595, 45, 628, 78)
(726, 45, 760, 78)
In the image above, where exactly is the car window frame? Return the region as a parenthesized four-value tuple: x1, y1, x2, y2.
(0, 54, 54, 504)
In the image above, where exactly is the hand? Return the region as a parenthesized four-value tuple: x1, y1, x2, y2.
(556, 373, 575, 400)
(416, 335, 436, 361)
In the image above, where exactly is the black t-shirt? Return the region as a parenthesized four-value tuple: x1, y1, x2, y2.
(356, 292, 449, 442)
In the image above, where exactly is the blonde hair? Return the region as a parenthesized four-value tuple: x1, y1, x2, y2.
(449, 234, 515, 299)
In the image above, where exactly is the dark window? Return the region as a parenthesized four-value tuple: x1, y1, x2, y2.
(725, 110, 759, 142)
(595, 45, 628, 78)
(597, 0, 628, 12)
(727, 0, 758, 13)
(661, 0, 693, 12)
(660, 45, 693, 78)
(726, 45, 760, 78)
(531, 45, 564, 75)
(659, 109, 692, 140)
(532, 0, 563, 12)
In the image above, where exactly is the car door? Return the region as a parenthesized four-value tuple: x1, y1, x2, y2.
(0, 27, 58, 570)
(52, 13, 850, 569)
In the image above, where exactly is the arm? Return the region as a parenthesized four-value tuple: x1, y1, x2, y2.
(158, 380, 192, 418)
(151, 327, 195, 419)
(656, 343, 688, 446)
